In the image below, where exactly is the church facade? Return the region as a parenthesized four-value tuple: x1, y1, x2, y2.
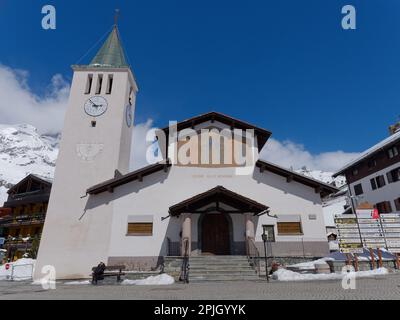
(34, 26, 337, 280)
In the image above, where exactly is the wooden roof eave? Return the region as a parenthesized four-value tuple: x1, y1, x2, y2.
(256, 160, 338, 197)
(86, 161, 172, 195)
(168, 186, 269, 217)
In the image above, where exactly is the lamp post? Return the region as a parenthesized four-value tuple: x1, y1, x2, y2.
(261, 230, 269, 282)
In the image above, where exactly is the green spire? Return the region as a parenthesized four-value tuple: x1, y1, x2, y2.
(90, 26, 129, 68)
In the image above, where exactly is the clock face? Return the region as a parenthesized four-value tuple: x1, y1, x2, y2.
(84, 96, 108, 117)
(125, 105, 133, 127)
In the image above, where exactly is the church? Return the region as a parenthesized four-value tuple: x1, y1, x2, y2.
(34, 25, 337, 280)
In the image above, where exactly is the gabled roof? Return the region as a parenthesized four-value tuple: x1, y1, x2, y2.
(159, 111, 272, 151)
(256, 159, 338, 197)
(7, 174, 52, 194)
(87, 161, 172, 195)
(168, 186, 269, 216)
(333, 130, 400, 177)
(90, 26, 128, 68)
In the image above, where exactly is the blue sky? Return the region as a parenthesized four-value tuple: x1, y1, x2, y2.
(0, 0, 400, 157)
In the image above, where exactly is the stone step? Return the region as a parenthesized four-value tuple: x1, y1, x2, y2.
(190, 256, 247, 261)
(165, 256, 249, 260)
(189, 262, 251, 267)
(189, 265, 255, 271)
(163, 255, 261, 282)
(190, 275, 261, 282)
(189, 271, 257, 276)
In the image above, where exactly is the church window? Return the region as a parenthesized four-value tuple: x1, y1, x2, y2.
(106, 74, 113, 94)
(85, 74, 93, 94)
(95, 74, 103, 95)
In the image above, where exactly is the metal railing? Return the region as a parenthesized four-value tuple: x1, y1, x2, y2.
(3, 235, 41, 249)
(0, 214, 45, 227)
(246, 237, 261, 276)
(2, 263, 34, 281)
(179, 237, 190, 283)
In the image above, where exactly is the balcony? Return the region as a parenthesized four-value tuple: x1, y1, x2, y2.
(3, 236, 41, 250)
(0, 213, 46, 228)
(4, 191, 50, 208)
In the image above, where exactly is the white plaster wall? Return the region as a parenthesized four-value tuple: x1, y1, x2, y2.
(34, 68, 137, 280)
(106, 165, 326, 258)
(349, 162, 400, 211)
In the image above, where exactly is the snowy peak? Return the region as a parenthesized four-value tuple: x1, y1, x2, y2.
(295, 168, 346, 188)
(0, 124, 59, 204)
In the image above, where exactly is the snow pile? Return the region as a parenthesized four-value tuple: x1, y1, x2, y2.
(122, 274, 175, 285)
(64, 280, 91, 285)
(272, 267, 388, 282)
(288, 257, 334, 270)
(0, 258, 35, 281)
(0, 124, 58, 204)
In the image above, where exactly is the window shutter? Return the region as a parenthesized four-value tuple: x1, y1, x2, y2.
(127, 223, 153, 235)
(277, 222, 302, 235)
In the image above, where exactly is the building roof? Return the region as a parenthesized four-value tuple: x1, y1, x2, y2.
(159, 111, 272, 151)
(256, 159, 338, 197)
(87, 158, 338, 197)
(7, 174, 52, 195)
(168, 186, 269, 216)
(333, 130, 400, 177)
(90, 26, 129, 68)
(87, 161, 172, 195)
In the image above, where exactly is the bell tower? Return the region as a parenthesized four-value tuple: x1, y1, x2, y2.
(34, 24, 138, 280)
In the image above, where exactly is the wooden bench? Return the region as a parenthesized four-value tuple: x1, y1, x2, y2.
(91, 265, 126, 285)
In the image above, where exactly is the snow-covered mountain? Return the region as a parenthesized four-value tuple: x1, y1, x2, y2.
(0, 124, 58, 204)
(295, 167, 346, 188)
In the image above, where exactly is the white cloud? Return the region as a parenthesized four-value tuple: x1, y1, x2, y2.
(260, 138, 361, 172)
(0, 64, 69, 134)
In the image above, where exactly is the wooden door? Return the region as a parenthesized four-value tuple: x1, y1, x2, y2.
(201, 214, 230, 255)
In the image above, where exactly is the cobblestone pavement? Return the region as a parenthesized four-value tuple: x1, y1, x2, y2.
(1, 274, 400, 300)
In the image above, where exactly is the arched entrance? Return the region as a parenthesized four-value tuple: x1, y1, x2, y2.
(201, 213, 231, 255)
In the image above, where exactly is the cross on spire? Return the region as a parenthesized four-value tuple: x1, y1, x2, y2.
(114, 9, 120, 27)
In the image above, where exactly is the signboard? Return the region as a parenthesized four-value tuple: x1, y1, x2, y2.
(334, 215, 363, 254)
(335, 212, 400, 255)
(380, 213, 400, 254)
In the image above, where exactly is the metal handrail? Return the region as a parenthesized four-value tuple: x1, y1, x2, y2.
(246, 236, 261, 276)
(179, 237, 190, 283)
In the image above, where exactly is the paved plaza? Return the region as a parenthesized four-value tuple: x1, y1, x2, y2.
(1, 274, 400, 300)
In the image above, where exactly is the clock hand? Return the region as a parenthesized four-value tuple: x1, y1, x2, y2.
(89, 99, 100, 108)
